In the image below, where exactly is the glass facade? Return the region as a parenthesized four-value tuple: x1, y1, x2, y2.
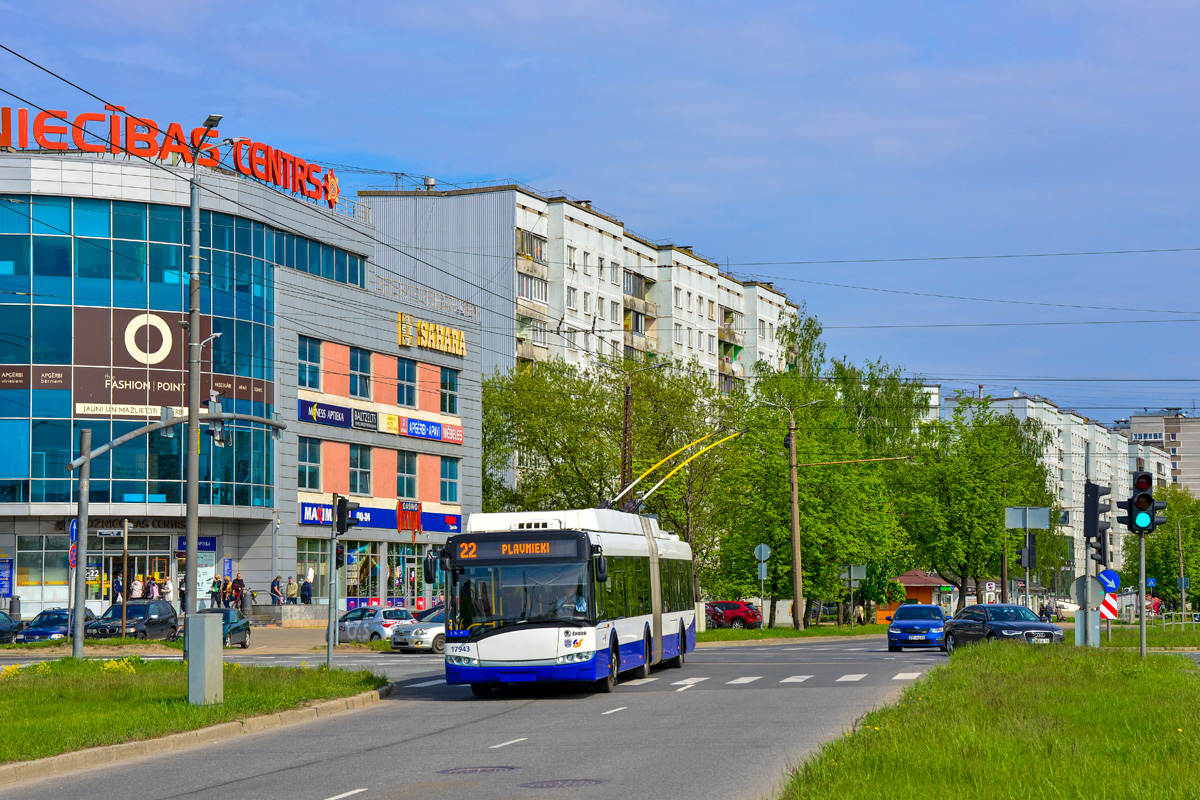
(0, 195, 287, 506)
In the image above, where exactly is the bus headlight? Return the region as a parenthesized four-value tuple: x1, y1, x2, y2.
(557, 651, 594, 664)
(447, 655, 478, 666)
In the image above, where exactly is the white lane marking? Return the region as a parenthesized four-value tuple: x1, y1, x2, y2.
(601, 707, 627, 715)
(676, 683, 696, 692)
(623, 677, 658, 686)
(671, 677, 708, 685)
(407, 679, 445, 687)
(726, 676, 762, 685)
(780, 675, 813, 683)
(837, 674, 867, 682)
(893, 672, 922, 680)
(489, 737, 528, 749)
(322, 790, 368, 800)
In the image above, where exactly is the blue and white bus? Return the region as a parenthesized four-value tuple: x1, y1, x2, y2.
(427, 509, 696, 695)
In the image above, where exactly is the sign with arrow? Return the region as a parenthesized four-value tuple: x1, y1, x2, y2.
(1097, 569, 1121, 593)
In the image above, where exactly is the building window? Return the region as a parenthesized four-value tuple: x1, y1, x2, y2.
(610, 340, 620, 358)
(515, 228, 547, 264)
(610, 301, 620, 323)
(708, 299, 715, 320)
(687, 327, 693, 348)
(517, 272, 548, 303)
(566, 286, 577, 310)
(349, 347, 371, 399)
(674, 287, 682, 307)
(583, 292, 591, 314)
(686, 292, 692, 312)
(397, 357, 417, 407)
(567, 245, 576, 271)
(610, 262, 619, 283)
(759, 319, 766, 338)
(440, 367, 459, 415)
(708, 334, 715, 354)
(296, 539, 329, 599)
(582, 252, 590, 275)
(529, 319, 547, 346)
(625, 309, 646, 334)
(349, 444, 371, 495)
(298, 437, 321, 491)
(440, 457, 459, 503)
(623, 270, 647, 300)
(397, 450, 417, 500)
(1171, 433, 1178, 441)
(298, 336, 321, 390)
(674, 323, 682, 344)
(769, 323, 774, 341)
(566, 329, 578, 350)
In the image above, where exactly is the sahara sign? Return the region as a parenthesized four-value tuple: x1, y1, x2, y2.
(0, 105, 340, 208)
(398, 313, 466, 357)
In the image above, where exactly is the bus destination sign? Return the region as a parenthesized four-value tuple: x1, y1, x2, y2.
(454, 537, 580, 561)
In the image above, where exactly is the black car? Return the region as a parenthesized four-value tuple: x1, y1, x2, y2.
(86, 600, 179, 641)
(943, 604, 1064, 653)
(0, 610, 24, 643)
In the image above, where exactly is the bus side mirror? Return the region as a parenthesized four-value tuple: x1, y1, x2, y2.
(595, 555, 608, 583)
(423, 552, 437, 585)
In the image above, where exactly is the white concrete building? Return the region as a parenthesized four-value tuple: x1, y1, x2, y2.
(360, 185, 798, 388)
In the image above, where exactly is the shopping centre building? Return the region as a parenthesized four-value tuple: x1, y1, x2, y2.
(0, 106, 481, 617)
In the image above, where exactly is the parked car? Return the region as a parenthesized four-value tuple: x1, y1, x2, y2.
(414, 604, 444, 622)
(352, 607, 417, 642)
(87, 600, 178, 641)
(885, 604, 946, 651)
(705, 602, 726, 628)
(943, 604, 1064, 654)
(706, 601, 762, 629)
(14, 608, 96, 642)
(197, 608, 251, 648)
(391, 610, 445, 654)
(0, 610, 24, 643)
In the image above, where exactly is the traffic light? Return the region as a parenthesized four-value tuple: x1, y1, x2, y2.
(335, 495, 360, 535)
(204, 391, 225, 447)
(1019, 532, 1037, 570)
(1083, 481, 1111, 566)
(335, 543, 345, 570)
(1120, 471, 1167, 534)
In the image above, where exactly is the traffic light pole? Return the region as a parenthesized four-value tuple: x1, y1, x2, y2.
(1024, 519, 1031, 610)
(327, 492, 338, 671)
(1139, 533, 1147, 658)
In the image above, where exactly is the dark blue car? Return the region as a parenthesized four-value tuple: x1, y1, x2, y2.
(886, 604, 946, 651)
(13, 608, 96, 642)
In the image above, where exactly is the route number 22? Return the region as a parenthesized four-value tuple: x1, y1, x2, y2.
(459, 542, 477, 559)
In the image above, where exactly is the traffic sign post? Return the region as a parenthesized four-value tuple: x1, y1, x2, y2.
(754, 544, 770, 626)
(838, 565, 866, 629)
(1006, 506, 1049, 609)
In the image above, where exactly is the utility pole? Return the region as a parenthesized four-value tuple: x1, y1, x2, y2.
(121, 518, 129, 634)
(596, 360, 667, 494)
(71, 428, 91, 658)
(185, 114, 222, 618)
(786, 407, 801, 629)
(1178, 515, 1193, 618)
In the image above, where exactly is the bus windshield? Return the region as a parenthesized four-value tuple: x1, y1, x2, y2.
(451, 561, 592, 636)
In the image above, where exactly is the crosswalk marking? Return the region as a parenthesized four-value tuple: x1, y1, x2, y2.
(780, 675, 813, 683)
(624, 677, 658, 686)
(836, 674, 866, 682)
(671, 677, 708, 686)
(893, 672, 922, 680)
(726, 676, 762, 685)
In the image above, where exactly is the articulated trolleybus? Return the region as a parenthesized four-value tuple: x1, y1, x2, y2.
(424, 509, 696, 696)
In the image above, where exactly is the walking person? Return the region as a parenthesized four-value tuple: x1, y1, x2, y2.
(221, 578, 232, 608)
(163, 575, 174, 607)
(148, 577, 160, 600)
(300, 577, 312, 605)
(111, 574, 123, 605)
(285, 577, 299, 605)
(130, 576, 144, 600)
(178, 576, 186, 612)
(854, 602, 864, 626)
(232, 573, 246, 609)
(209, 576, 222, 609)
(271, 576, 284, 606)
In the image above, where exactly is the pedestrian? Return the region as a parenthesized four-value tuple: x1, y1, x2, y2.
(221, 578, 232, 608)
(148, 577, 160, 600)
(111, 574, 123, 604)
(232, 573, 246, 607)
(131, 576, 144, 599)
(271, 576, 284, 606)
(1038, 602, 1047, 622)
(300, 577, 312, 605)
(1047, 597, 1058, 622)
(209, 576, 222, 609)
(178, 576, 186, 611)
(285, 576, 299, 605)
(854, 603, 864, 626)
(163, 575, 174, 606)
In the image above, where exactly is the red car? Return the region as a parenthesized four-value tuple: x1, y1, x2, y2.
(706, 601, 762, 629)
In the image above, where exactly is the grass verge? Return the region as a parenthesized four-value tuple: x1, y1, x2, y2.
(0, 657, 386, 764)
(698, 624, 885, 643)
(0, 638, 184, 652)
(780, 643, 1200, 799)
(1062, 624, 1200, 649)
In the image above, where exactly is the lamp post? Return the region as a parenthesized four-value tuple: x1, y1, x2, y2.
(596, 359, 669, 494)
(1178, 514, 1195, 617)
(185, 114, 222, 618)
(762, 399, 821, 629)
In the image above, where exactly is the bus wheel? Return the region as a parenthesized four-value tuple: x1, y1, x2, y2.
(632, 634, 651, 680)
(595, 642, 618, 694)
(470, 684, 492, 697)
(668, 624, 686, 668)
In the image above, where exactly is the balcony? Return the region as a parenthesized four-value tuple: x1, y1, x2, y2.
(623, 295, 658, 318)
(623, 331, 657, 352)
(516, 338, 548, 362)
(717, 324, 744, 347)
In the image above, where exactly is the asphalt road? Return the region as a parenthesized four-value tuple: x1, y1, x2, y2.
(11, 638, 946, 800)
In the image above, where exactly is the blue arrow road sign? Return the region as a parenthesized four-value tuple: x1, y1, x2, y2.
(1098, 569, 1120, 592)
(1147, 578, 1157, 588)
(69, 519, 77, 544)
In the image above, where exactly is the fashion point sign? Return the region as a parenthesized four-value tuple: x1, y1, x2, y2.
(0, 105, 340, 209)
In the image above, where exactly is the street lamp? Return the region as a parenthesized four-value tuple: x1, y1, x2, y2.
(184, 114, 221, 618)
(595, 359, 669, 494)
(761, 398, 822, 629)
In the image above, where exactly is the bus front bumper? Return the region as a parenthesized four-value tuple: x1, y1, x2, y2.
(445, 656, 602, 685)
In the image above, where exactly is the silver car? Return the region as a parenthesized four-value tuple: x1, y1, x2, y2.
(391, 610, 445, 654)
(358, 607, 417, 642)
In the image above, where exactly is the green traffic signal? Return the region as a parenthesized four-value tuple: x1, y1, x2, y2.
(1135, 511, 1152, 528)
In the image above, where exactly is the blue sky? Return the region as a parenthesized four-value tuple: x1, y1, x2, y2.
(4, 1, 1199, 422)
